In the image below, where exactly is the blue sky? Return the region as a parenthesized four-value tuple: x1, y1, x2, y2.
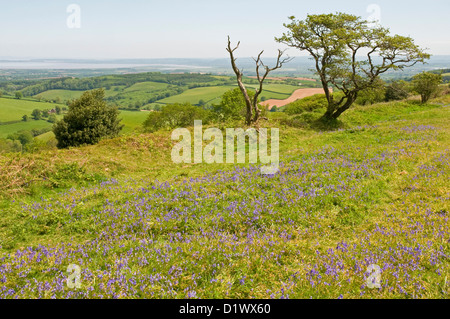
(0, 0, 449, 59)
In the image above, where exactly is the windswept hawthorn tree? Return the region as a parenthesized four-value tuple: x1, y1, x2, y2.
(276, 13, 430, 120)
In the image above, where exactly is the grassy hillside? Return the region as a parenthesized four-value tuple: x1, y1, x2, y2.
(34, 130, 55, 142)
(123, 81, 169, 93)
(0, 97, 448, 299)
(35, 90, 84, 102)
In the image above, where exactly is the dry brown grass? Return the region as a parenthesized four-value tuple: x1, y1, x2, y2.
(0, 155, 47, 197)
(0, 132, 175, 199)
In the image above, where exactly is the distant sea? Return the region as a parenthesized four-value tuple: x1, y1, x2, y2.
(0, 57, 448, 79)
(0, 59, 212, 70)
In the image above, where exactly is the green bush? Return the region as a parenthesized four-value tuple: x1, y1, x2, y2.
(46, 163, 99, 188)
(41, 110, 49, 118)
(48, 114, 57, 123)
(23, 138, 50, 153)
(143, 103, 213, 133)
(53, 89, 123, 149)
(0, 138, 22, 153)
(385, 80, 410, 101)
(31, 109, 42, 120)
(18, 131, 34, 146)
(412, 72, 442, 103)
(7, 131, 33, 147)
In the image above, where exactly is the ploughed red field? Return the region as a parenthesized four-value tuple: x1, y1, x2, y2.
(262, 88, 332, 110)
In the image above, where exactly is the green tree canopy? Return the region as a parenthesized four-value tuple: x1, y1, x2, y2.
(7, 131, 33, 146)
(213, 88, 257, 121)
(15, 91, 23, 99)
(48, 114, 57, 123)
(276, 12, 430, 120)
(41, 110, 49, 118)
(31, 109, 42, 120)
(412, 72, 442, 103)
(18, 131, 34, 146)
(385, 80, 410, 101)
(143, 103, 212, 133)
(53, 89, 123, 149)
(0, 138, 22, 153)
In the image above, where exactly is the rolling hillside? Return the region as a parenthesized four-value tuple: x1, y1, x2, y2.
(0, 97, 448, 299)
(3, 72, 320, 110)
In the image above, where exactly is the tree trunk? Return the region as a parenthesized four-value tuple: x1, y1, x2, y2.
(252, 102, 261, 123)
(321, 94, 356, 121)
(236, 80, 253, 125)
(331, 96, 356, 119)
(322, 106, 335, 120)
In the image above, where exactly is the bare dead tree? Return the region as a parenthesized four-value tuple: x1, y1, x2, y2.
(226, 36, 292, 125)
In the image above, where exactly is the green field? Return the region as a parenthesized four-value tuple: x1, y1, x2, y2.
(119, 110, 149, 133)
(123, 81, 169, 93)
(157, 85, 237, 105)
(35, 90, 84, 102)
(8, 72, 310, 113)
(0, 98, 63, 123)
(252, 83, 301, 94)
(0, 106, 150, 140)
(155, 83, 302, 106)
(0, 120, 54, 138)
(247, 83, 301, 100)
(34, 130, 55, 141)
(103, 86, 125, 98)
(35, 82, 170, 104)
(25, 82, 305, 112)
(110, 83, 173, 108)
(1, 110, 148, 139)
